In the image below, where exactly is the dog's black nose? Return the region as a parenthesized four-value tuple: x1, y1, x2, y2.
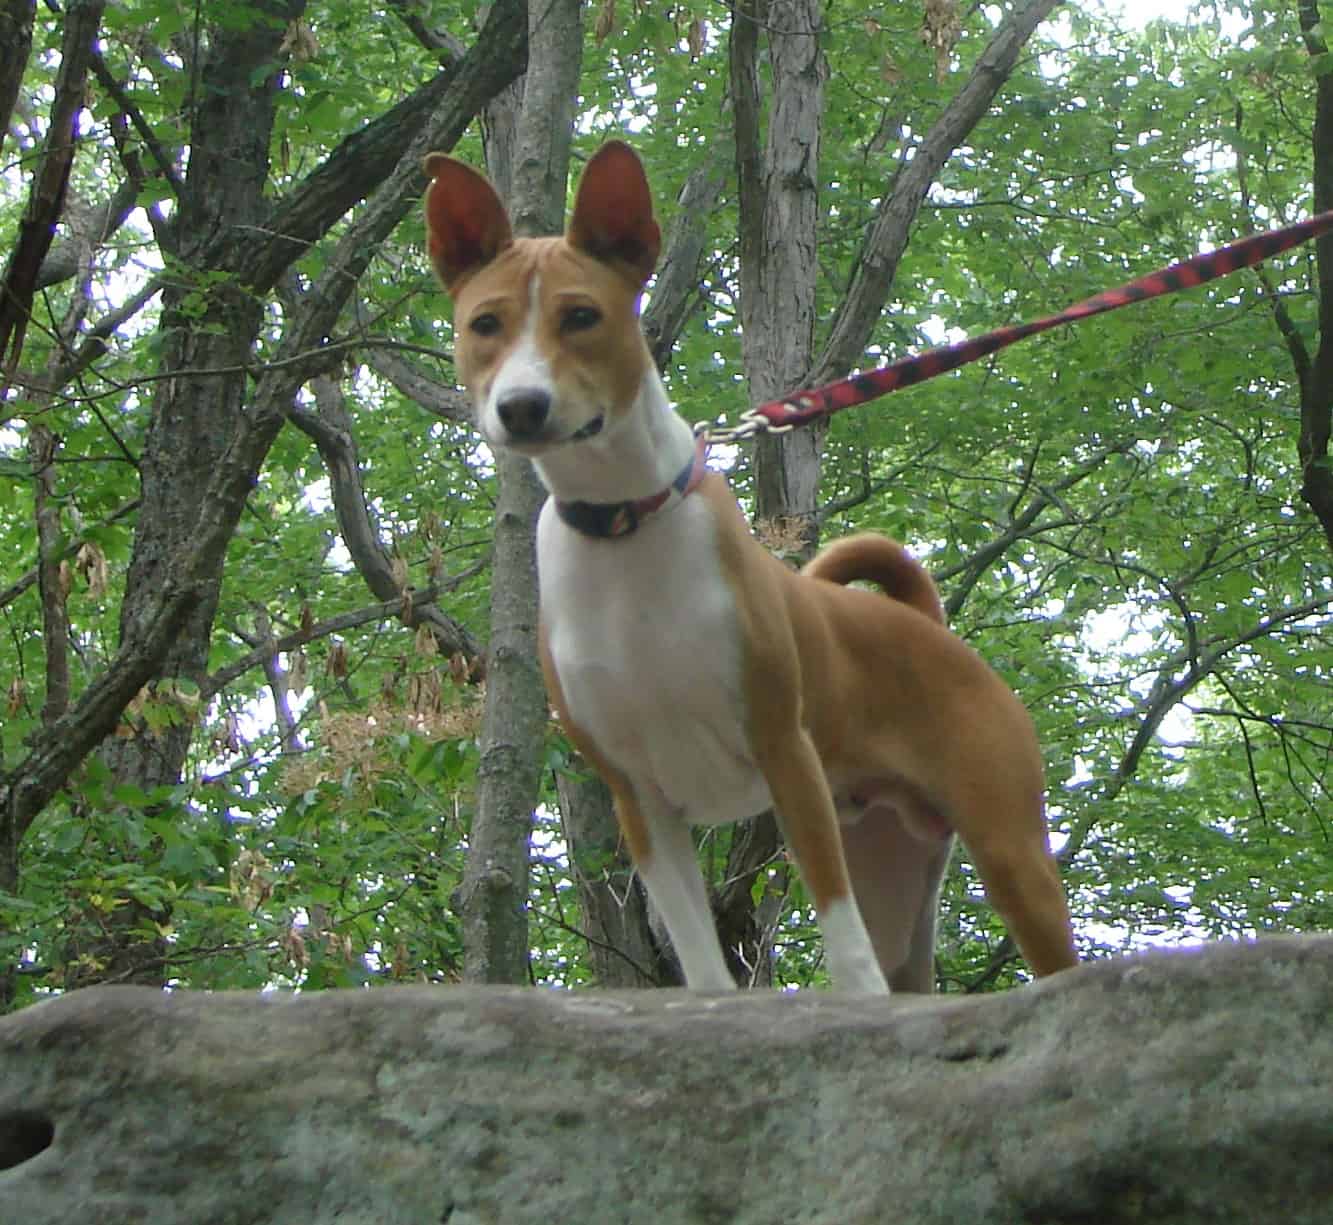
(496, 390, 551, 438)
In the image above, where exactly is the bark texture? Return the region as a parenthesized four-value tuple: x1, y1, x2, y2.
(719, 0, 829, 986)
(0, 0, 33, 166)
(812, 0, 1065, 386)
(459, 0, 583, 985)
(1291, 0, 1333, 551)
(731, 0, 828, 538)
(0, 0, 103, 376)
(461, 448, 547, 985)
(1, 937, 1329, 1224)
(287, 374, 482, 667)
(713, 0, 1065, 993)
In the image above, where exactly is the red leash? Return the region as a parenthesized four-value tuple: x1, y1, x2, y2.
(706, 208, 1333, 441)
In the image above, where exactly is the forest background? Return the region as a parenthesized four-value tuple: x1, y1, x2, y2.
(0, 0, 1329, 1011)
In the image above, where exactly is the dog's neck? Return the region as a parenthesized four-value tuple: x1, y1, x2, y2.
(530, 366, 698, 507)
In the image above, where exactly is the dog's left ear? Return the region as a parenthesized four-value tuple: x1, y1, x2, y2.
(568, 142, 661, 285)
(422, 153, 514, 293)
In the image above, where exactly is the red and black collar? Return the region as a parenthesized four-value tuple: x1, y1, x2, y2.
(554, 434, 710, 539)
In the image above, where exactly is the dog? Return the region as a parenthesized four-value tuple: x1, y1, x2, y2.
(423, 141, 1077, 992)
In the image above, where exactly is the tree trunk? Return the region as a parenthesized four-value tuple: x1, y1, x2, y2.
(811, 0, 1064, 387)
(71, 2, 301, 989)
(0, 795, 17, 1010)
(732, 0, 828, 545)
(459, 0, 584, 984)
(719, 0, 1061, 988)
(713, 0, 828, 987)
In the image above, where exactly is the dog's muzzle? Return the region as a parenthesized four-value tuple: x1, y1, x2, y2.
(494, 388, 604, 448)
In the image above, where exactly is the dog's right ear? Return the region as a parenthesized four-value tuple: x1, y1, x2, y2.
(568, 141, 661, 284)
(422, 154, 514, 293)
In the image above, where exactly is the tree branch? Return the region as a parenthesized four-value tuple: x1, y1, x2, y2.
(0, 0, 106, 380)
(360, 341, 471, 424)
(1059, 591, 1333, 865)
(27, 424, 70, 724)
(385, 0, 467, 62)
(0, 498, 139, 613)
(250, 607, 301, 753)
(285, 376, 484, 667)
(814, 443, 941, 525)
(34, 174, 142, 292)
(0, 570, 200, 846)
(812, 0, 1063, 386)
(1295, 0, 1333, 550)
(936, 440, 1129, 619)
(201, 578, 483, 701)
(641, 147, 730, 372)
(0, 0, 35, 169)
(240, 0, 528, 294)
(1233, 101, 1313, 393)
(88, 46, 186, 204)
(968, 589, 1332, 990)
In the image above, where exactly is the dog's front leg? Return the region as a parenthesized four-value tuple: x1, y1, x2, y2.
(611, 779, 736, 991)
(756, 730, 891, 995)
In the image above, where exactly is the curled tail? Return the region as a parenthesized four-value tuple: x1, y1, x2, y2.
(801, 533, 945, 625)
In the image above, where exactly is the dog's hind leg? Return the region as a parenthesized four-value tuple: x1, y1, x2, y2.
(930, 740, 1077, 979)
(964, 833, 1077, 977)
(841, 809, 954, 992)
(753, 731, 890, 994)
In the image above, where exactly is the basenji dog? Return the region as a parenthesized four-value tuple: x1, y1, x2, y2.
(423, 141, 1077, 992)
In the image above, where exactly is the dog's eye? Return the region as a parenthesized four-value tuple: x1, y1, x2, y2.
(470, 312, 501, 337)
(561, 305, 601, 333)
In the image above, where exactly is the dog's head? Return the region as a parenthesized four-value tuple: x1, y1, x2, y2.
(423, 142, 661, 454)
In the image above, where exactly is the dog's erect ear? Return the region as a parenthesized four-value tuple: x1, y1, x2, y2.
(422, 154, 514, 293)
(567, 142, 661, 284)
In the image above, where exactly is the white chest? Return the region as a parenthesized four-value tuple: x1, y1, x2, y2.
(536, 498, 772, 822)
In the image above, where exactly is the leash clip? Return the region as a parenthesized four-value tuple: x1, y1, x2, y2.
(694, 408, 795, 445)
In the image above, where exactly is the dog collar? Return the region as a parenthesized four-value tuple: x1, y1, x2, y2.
(555, 434, 709, 539)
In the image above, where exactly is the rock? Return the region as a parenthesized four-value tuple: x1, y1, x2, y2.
(1, 936, 1330, 1224)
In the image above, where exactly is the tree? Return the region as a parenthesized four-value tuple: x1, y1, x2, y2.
(456, 0, 584, 985)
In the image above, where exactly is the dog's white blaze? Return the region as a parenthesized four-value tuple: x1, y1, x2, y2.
(819, 896, 890, 994)
(480, 274, 549, 443)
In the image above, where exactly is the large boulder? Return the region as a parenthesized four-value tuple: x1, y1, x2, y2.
(1, 936, 1330, 1224)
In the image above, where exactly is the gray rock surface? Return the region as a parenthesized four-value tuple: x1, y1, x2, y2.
(1, 936, 1330, 1224)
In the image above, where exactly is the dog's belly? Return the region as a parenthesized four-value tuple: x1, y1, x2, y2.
(538, 498, 773, 821)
